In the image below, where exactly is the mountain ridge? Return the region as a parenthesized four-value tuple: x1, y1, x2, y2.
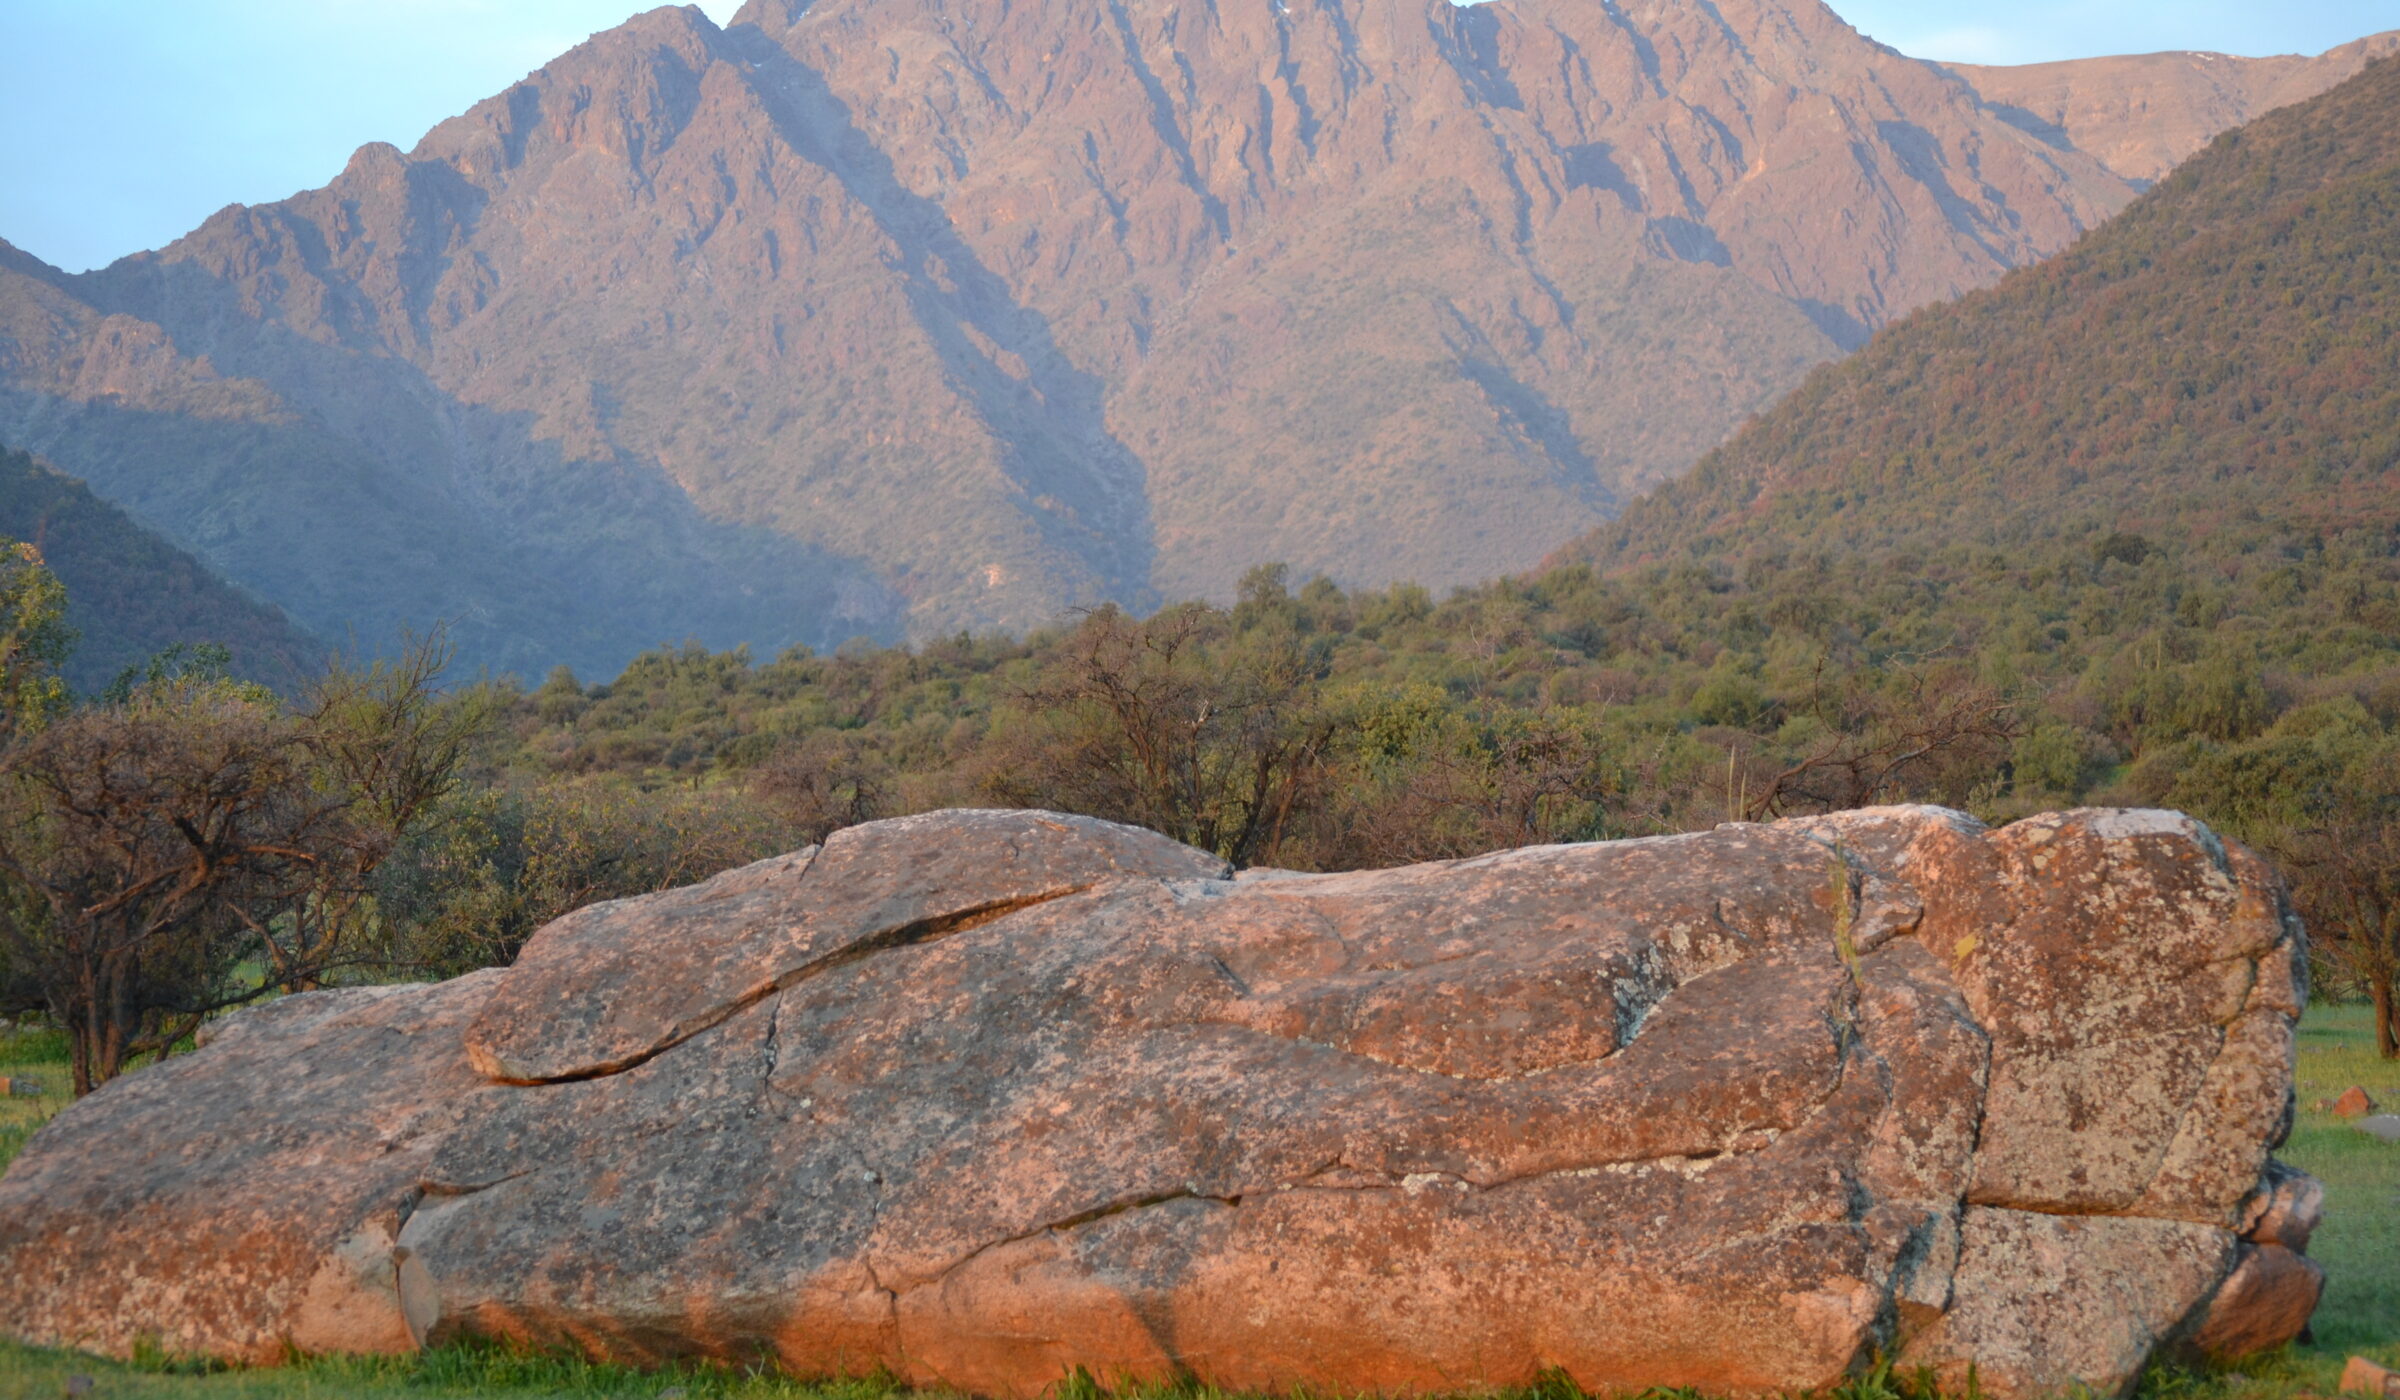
(0, 443, 323, 693)
(1955, 29, 2400, 186)
(2, 1, 2389, 673)
(1561, 53, 2400, 576)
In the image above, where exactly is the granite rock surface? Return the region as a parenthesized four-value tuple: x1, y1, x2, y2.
(0, 807, 2324, 1397)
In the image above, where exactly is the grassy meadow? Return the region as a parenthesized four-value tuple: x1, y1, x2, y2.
(0, 1021, 62, 1184)
(0, 1008, 2393, 1400)
(2282, 1004, 2400, 1359)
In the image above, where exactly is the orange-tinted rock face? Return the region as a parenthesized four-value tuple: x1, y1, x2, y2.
(0, 807, 2321, 1397)
(14, 1, 2353, 672)
(1956, 32, 2400, 187)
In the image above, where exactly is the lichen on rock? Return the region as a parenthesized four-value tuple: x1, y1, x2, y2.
(0, 807, 2325, 1398)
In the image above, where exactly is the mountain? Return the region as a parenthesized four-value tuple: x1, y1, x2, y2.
(1565, 55, 2400, 574)
(0, 444, 322, 693)
(1956, 31, 2400, 185)
(0, 234, 883, 681)
(0, 1, 2385, 674)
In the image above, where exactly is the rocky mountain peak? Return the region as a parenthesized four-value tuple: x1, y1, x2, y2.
(0, 1, 2384, 673)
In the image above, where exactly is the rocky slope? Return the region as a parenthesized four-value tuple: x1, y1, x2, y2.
(0, 807, 2325, 1396)
(0, 2, 2384, 673)
(0, 238, 879, 680)
(1958, 31, 2400, 186)
(0, 442, 320, 693)
(1563, 54, 2400, 574)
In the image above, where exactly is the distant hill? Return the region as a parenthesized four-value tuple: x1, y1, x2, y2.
(0, 444, 321, 694)
(1568, 55, 2400, 576)
(7, 0, 2369, 675)
(1957, 30, 2400, 185)
(4, 2, 2389, 675)
(0, 236, 854, 683)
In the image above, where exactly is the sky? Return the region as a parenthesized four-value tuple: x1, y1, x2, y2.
(3, 0, 2396, 274)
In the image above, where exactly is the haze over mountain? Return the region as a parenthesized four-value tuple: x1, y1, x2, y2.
(1956, 29, 2400, 185)
(0, 443, 321, 693)
(1565, 54, 2400, 574)
(0, 0, 2389, 675)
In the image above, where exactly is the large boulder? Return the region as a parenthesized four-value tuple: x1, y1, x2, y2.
(0, 807, 2323, 1397)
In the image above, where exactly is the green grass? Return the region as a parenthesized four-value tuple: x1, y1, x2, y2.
(0, 1342, 913, 1399)
(0, 1008, 2393, 1400)
(2281, 1003, 2400, 1359)
(0, 1021, 66, 1180)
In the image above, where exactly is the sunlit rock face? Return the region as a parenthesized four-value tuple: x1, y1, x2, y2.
(1954, 31, 2400, 187)
(23, 0, 2368, 671)
(0, 806, 2322, 1398)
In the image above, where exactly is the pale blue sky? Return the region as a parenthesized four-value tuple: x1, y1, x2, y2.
(3, 0, 2396, 273)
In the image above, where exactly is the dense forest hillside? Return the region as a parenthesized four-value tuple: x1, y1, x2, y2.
(0, 445, 320, 692)
(9, 1, 2374, 673)
(1570, 55, 2400, 577)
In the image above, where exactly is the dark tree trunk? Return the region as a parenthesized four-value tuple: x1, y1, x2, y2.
(65, 1017, 111, 1098)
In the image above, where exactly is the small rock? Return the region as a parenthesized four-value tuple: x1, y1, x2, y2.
(6, 1076, 43, 1098)
(63, 1376, 94, 1397)
(657, 1389, 687, 1400)
(2332, 1086, 2377, 1118)
(2240, 1159, 2327, 1252)
(2191, 1244, 2325, 1361)
(2355, 1114, 2400, 1144)
(2340, 1355, 2399, 1397)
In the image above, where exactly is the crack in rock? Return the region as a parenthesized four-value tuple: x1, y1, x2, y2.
(485, 884, 1095, 1085)
(0, 807, 2318, 1397)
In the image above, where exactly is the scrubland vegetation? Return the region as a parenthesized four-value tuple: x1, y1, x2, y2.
(0, 513, 2392, 1392)
(450, 529, 2400, 1042)
(8, 16, 2400, 1106)
(2, 532, 2394, 1399)
(7, 514, 2400, 1096)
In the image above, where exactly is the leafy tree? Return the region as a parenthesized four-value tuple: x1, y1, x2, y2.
(0, 540, 73, 1026)
(978, 603, 1338, 867)
(2284, 774, 2400, 1059)
(0, 675, 324, 1093)
(533, 666, 589, 727)
(374, 780, 795, 978)
(2146, 704, 2400, 1058)
(98, 639, 241, 707)
(0, 631, 487, 1093)
(276, 632, 494, 990)
(0, 541, 70, 742)
(748, 730, 891, 846)
(1317, 693, 1625, 867)
(1733, 660, 2020, 821)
